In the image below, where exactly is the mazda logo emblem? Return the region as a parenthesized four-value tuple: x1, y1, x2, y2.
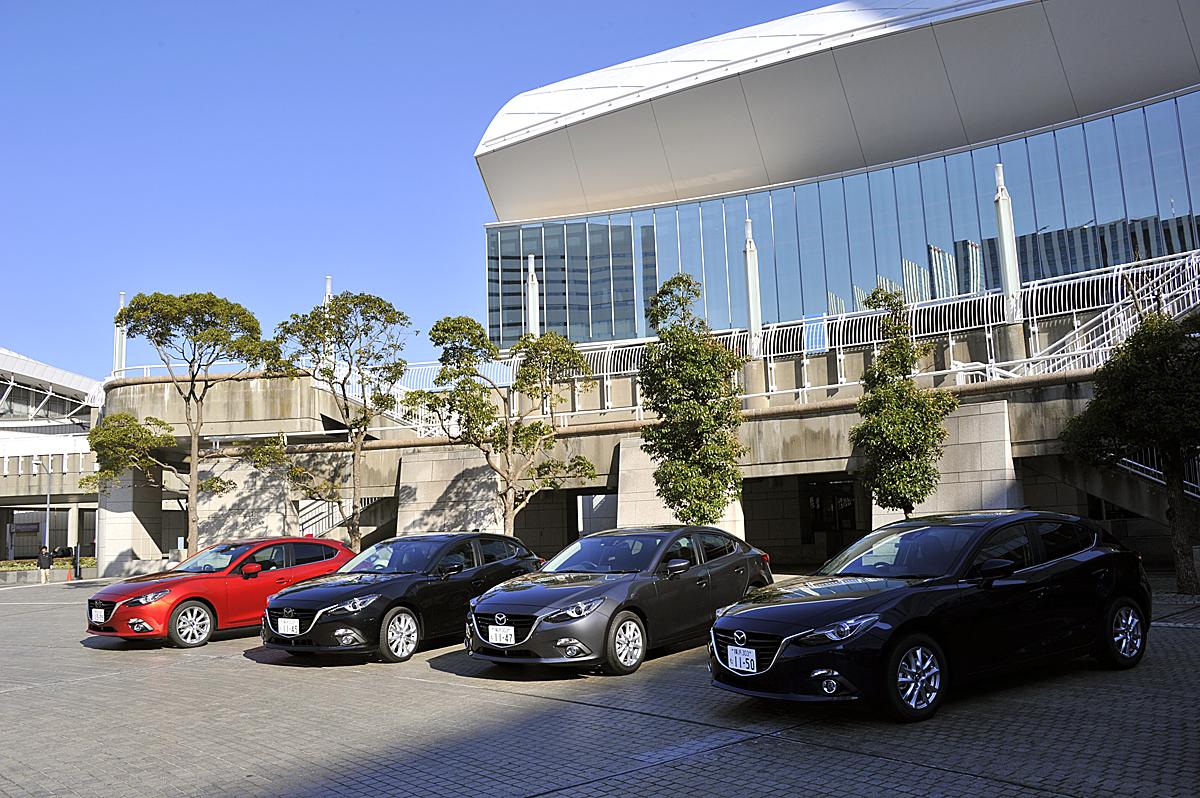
(283, 607, 294, 617)
(494, 613, 507, 626)
(733, 630, 747, 646)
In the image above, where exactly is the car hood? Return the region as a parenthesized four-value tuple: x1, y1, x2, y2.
(717, 574, 920, 630)
(90, 570, 207, 601)
(269, 571, 416, 606)
(475, 571, 634, 611)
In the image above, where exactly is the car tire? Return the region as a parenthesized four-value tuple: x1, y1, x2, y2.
(1094, 595, 1147, 670)
(601, 611, 646, 675)
(881, 633, 947, 723)
(167, 601, 214, 648)
(378, 607, 420, 663)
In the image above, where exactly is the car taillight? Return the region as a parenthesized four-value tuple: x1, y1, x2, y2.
(760, 552, 771, 565)
(537, 558, 546, 567)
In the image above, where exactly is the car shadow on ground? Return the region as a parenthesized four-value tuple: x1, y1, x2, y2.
(78, 626, 261, 651)
(240, 634, 464, 668)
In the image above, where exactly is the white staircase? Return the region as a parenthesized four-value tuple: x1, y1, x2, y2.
(297, 497, 384, 537)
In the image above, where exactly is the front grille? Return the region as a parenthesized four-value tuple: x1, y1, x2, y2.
(712, 628, 784, 674)
(474, 612, 538, 643)
(266, 606, 320, 635)
(476, 646, 538, 658)
(88, 599, 116, 625)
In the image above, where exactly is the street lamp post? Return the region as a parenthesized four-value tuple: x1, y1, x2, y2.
(32, 455, 51, 558)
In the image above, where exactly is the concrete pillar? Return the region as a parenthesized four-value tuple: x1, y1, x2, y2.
(615, 437, 745, 538)
(992, 320, 1029, 366)
(871, 400, 1024, 528)
(196, 460, 292, 546)
(742, 361, 770, 410)
(97, 467, 164, 576)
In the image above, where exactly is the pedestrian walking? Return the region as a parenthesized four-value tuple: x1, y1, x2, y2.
(37, 545, 53, 584)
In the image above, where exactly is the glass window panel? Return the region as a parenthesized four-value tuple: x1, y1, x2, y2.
(498, 227, 523, 346)
(771, 188, 803, 321)
(795, 183, 827, 317)
(998, 139, 1039, 280)
(747, 191, 777, 324)
(610, 213, 636, 340)
(971, 145, 1002, 289)
(633, 210, 656, 337)
(587, 217, 613, 340)
(843, 174, 876, 309)
(1177, 92, 1200, 233)
(919, 158, 957, 298)
(1027, 132, 1066, 232)
(946, 152, 983, 294)
(1114, 109, 1157, 223)
(521, 225, 544, 334)
(894, 164, 930, 303)
(819, 179, 851, 314)
(1146, 99, 1194, 254)
(1085, 117, 1130, 266)
(654, 206, 680, 288)
(542, 223, 568, 337)
(725, 196, 749, 330)
(677, 203, 703, 317)
(566, 221, 590, 341)
(1056, 126, 1096, 228)
(869, 169, 903, 295)
(487, 229, 501, 342)
(701, 199, 730, 328)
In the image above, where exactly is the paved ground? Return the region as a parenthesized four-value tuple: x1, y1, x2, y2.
(1, 580, 1197, 798)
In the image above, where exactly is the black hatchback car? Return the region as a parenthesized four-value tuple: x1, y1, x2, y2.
(467, 526, 773, 674)
(710, 511, 1151, 721)
(262, 532, 541, 662)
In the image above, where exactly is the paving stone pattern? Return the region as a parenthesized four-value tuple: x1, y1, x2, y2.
(0, 581, 1196, 798)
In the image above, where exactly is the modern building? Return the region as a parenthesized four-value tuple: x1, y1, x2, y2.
(479, 0, 1200, 346)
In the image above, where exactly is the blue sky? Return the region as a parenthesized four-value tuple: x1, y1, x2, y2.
(1, 1, 817, 379)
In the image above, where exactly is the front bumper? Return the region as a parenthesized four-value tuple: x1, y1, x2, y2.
(86, 597, 172, 639)
(465, 607, 611, 666)
(709, 628, 884, 702)
(260, 606, 383, 654)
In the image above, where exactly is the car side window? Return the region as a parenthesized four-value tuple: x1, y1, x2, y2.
(247, 544, 288, 572)
(438, 541, 479, 571)
(291, 542, 334, 566)
(662, 535, 698, 569)
(698, 532, 735, 562)
(970, 525, 1035, 573)
(479, 538, 511, 564)
(1035, 521, 1094, 561)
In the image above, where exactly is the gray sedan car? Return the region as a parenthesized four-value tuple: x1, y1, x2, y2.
(465, 525, 773, 674)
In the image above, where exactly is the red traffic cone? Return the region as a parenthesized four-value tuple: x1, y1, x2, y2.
(66, 568, 73, 582)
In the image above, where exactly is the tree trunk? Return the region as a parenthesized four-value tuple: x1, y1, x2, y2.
(348, 435, 364, 552)
(1163, 453, 1200, 595)
(186, 408, 200, 557)
(503, 486, 516, 537)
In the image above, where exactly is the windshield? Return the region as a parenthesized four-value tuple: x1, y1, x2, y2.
(817, 524, 979, 579)
(340, 539, 443, 575)
(176, 544, 253, 573)
(542, 535, 664, 574)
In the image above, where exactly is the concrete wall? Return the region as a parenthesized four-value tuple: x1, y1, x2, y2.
(394, 447, 502, 534)
(195, 461, 297, 545)
(96, 468, 164, 576)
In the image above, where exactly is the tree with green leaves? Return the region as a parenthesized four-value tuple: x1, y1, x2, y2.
(273, 292, 411, 551)
(82, 412, 233, 497)
(114, 292, 269, 554)
(850, 288, 959, 518)
(1061, 312, 1200, 594)
(406, 317, 596, 536)
(638, 274, 748, 525)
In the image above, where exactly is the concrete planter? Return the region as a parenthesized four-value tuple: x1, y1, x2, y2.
(0, 568, 99, 585)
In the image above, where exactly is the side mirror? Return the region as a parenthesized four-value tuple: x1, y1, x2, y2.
(439, 562, 464, 579)
(665, 558, 691, 578)
(977, 558, 1016, 581)
(242, 562, 262, 578)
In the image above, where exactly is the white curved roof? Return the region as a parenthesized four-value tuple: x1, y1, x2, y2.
(0, 347, 100, 399)
(477, 0, 1200, 222)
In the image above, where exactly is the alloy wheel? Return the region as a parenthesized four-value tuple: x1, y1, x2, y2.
(388, 612, 418, 659)
(176, 606, 211, 645)
(1112, 605, 1144, 659)
(896, 645, 941, 710)
(614, 619, 643, 667)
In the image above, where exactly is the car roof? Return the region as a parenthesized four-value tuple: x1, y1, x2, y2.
(215, 536, 343, 547)
(376, 531, 507, 544)
(881, 510, 1083, 531)
(585, 525, 718, 538)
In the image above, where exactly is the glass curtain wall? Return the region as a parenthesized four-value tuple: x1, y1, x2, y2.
(488, 91, 1200, 346)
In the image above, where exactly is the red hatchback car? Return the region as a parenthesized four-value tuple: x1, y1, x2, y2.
(87, 537, 353, 647)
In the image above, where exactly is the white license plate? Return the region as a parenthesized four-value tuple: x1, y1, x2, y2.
(488, 625, 515, 645)
(278, 617, 300, 635)
(90, 608, 105, 623)
(728, 645, 757, 672)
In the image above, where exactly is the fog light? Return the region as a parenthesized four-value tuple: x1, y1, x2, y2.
(127, 619, 153, 633)
(565, 645, 581, 657)
(334, 627, 364, 646)
(821, 679, 839, 695)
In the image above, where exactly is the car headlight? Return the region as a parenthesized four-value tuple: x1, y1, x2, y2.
(546, 598, 604, 623)
(326, 594, 380, 614)
(714, 603, 737, 618)
(799, 614, 879, 645)
(126, 589, 170, 606)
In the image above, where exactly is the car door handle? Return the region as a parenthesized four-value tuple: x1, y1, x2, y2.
(696, 578, 708, 588)
(1032, 586, 1054, 599)
(733, 566, 746, 575)
(471, 579, 484, 589)
(274, 577, 290, 585)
